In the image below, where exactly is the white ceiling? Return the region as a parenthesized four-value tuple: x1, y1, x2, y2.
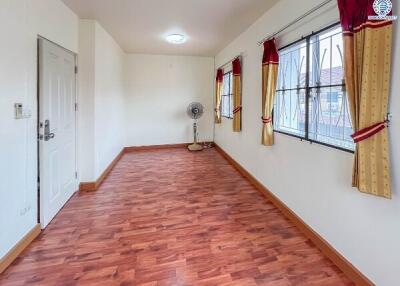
(61, 0, 278, 56)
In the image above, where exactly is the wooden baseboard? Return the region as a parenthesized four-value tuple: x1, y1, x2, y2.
(79, 182, 97, 192)
(214, 143, 373, 286)
(124, 142, 214, 153)
(0, 224, 41, 274)
(79, 148, 125, 192)
(124, 143, 190, 152)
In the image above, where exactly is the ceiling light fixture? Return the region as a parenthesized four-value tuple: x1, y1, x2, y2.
(166, 34, 186, 44)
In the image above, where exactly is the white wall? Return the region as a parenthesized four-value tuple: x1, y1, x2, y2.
(78, 20, 126, 181)
(94, 22, 126, 178)
(0, 0, 78, 258)
(214, 1, 400, 285)
(78, 20, 96, 182)
(125, 55, 214, 146)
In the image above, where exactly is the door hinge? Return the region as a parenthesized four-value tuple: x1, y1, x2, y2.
(75, 103, 78, 112)
(75, 66, 78, 74)
(75, 172, 78, 179)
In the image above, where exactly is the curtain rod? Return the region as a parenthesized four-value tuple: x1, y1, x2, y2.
(217, 53, 243, 70)
(257, 0, 335, 46)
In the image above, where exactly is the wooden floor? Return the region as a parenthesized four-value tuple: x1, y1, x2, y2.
(0, 148, 353, 286)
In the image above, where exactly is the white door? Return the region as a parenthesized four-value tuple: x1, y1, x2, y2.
(38, 39, 77, 228)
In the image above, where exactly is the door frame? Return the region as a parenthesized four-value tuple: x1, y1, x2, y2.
(37, 36, 79, 228)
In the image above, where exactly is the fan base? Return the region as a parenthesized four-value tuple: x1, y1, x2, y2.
(188, 143, 203, 152)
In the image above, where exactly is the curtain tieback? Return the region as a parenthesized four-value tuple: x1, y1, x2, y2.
(262, 117, 272, 124)
(233, 106, 242, 114)
(351, 121, 388, 143)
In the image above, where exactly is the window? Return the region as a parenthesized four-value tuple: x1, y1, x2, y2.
(221, 71, 233, 119)
(274, 24, 355, 152)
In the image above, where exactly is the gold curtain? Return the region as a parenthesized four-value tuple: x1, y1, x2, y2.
(215, 69, 223, 124)
(338, 0, 392, 198)
(261, 39, 279, 146)
(232, 58, 242, 132)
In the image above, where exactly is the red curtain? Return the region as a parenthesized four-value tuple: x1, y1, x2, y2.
(262, 39, 279, 65)
(337, 0, 393, 198)
(232, 58, 242, 132)
(338, 0, 393, 33)
(261, 39, 279, 146)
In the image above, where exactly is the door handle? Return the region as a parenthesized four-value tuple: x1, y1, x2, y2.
(44, 119, 55, 141)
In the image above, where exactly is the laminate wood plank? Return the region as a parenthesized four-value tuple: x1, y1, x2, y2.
(0, 148, 354, 285)
(0, 224, 41, 274)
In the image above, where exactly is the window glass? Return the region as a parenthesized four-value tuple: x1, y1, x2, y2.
(274, 25, 355, 151)
(221, 72, 233, 119)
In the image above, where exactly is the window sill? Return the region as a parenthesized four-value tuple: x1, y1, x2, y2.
(274, 130, 355, 154)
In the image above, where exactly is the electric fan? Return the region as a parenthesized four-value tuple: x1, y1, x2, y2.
(187, 102, 204, 151)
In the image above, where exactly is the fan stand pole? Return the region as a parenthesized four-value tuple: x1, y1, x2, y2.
(188, 120, 203, 151)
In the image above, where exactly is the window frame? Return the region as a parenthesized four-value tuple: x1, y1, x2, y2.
(221, 71, 234, 119)
(273, 22, 354, 154)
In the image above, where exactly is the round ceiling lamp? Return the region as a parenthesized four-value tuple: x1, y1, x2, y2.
(166, 34, 186, 44)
